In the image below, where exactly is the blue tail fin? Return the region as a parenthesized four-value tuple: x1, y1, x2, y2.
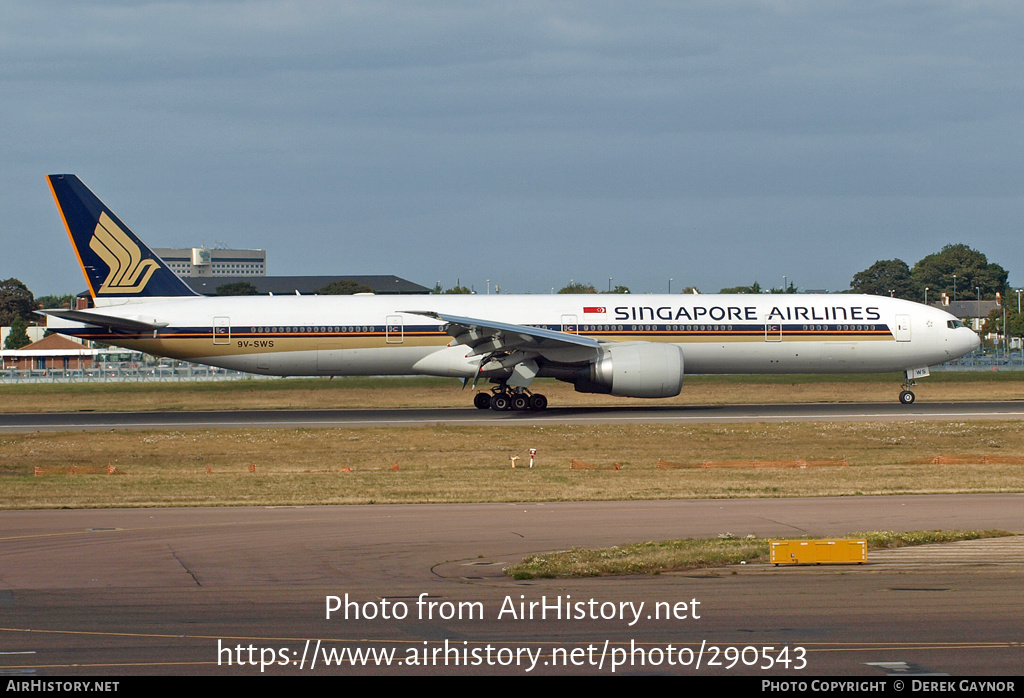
(47, 175, 198, 300)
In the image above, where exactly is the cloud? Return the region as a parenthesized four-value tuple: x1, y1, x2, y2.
(5, 1, 1024, 293)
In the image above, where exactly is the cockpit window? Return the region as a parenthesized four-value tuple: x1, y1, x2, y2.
(947, 319, 967, 329)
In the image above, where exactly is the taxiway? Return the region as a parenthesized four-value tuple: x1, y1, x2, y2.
(4, 400, 1024, 431)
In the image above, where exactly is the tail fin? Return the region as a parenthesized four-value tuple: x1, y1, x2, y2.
(47, 175, 198, 301)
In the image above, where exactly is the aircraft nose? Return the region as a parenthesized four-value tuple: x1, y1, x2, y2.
(965, 329, 981, 353)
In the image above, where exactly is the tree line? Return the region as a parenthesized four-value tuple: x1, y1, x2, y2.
(847, 244, 1008, 303)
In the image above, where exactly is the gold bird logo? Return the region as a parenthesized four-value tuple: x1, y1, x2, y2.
(89, 212, 160, 294)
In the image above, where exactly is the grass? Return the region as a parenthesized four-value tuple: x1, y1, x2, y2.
(1, 371, 1024, 413)
(3, 420, 1024, 508)
(505, 530, 1017, 579)
(3, 374, 1023, 510)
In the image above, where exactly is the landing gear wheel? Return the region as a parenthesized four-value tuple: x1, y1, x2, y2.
(899, 390, 915, 405)
(511, 393, 530, 411)
(473, 392, 491, 410)
(490, 393, 511, 411)
(529, 393, 548, 411)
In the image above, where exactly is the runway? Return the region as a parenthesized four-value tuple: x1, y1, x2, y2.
(0, 495, 1021, 676)
(4, 400, 1024, 431)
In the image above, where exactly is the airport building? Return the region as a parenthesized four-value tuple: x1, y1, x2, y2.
(185, 275, 430, 296)
(0, 333, 98, 371)
(74, 274, 430, 308)
(148, 246, 430, 295)
(153, 247, 266, 278)
(0, 325, 46, 347)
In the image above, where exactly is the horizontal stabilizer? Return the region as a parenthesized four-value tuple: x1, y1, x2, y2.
(38, 308, 168, 333)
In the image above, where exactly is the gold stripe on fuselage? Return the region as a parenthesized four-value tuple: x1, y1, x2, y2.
(85, 329, 892, 361)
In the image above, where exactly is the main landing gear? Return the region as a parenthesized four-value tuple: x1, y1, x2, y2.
(473, 387, 548, 411)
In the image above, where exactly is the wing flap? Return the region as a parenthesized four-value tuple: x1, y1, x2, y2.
(403, 310, 602, 354)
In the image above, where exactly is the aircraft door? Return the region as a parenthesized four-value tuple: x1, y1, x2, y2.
(213, 317, 231, 345)
(895, 314, 911, 342)
(561, 314, 578, 334)
(764, 318, 782, 342)
(386, 315, 404, 344)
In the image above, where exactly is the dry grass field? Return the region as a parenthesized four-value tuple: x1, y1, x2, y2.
(2, 419, 1023, 509)
(2, 373, 1022, 509)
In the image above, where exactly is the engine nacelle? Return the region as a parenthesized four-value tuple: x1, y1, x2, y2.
(574, 342, 684, 398)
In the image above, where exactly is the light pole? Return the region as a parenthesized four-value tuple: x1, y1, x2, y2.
(1016, 289, 1024, 358)
(925, 287, 929, 305)
(976, 286, 981, 318)
(669, 278, 673, 294)
(783, 275, 787, 293)
(1003, 304, 1007, 359)
(953, 274, 957, 302)
(487, 279, 490, 295)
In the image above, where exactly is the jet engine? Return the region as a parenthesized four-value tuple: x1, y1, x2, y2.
(574, 342, 684, 398)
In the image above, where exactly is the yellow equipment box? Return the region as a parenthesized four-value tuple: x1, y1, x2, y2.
(770, 539, 867, 565)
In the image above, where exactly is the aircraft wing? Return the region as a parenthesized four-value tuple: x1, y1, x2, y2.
(403, 310, 602, 363)
(37, 309, 168, 333)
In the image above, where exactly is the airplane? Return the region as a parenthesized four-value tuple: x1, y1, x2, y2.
(40, 174, 981, 410)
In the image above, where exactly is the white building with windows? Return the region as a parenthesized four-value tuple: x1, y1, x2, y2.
(153, 247, 266, 278)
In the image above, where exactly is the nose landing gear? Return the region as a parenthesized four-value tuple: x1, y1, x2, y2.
(898, 367, 926, 404)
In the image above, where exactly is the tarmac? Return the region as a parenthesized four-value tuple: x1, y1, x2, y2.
(1, 495, 1021, 675)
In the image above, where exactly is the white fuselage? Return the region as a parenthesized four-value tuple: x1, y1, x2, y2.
(53, 293, 980, 380)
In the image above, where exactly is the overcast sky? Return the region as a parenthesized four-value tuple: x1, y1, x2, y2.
(4, 1, 1023, 296)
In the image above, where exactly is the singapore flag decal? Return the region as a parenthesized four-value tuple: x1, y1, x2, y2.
(583, 306, 606, 314)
